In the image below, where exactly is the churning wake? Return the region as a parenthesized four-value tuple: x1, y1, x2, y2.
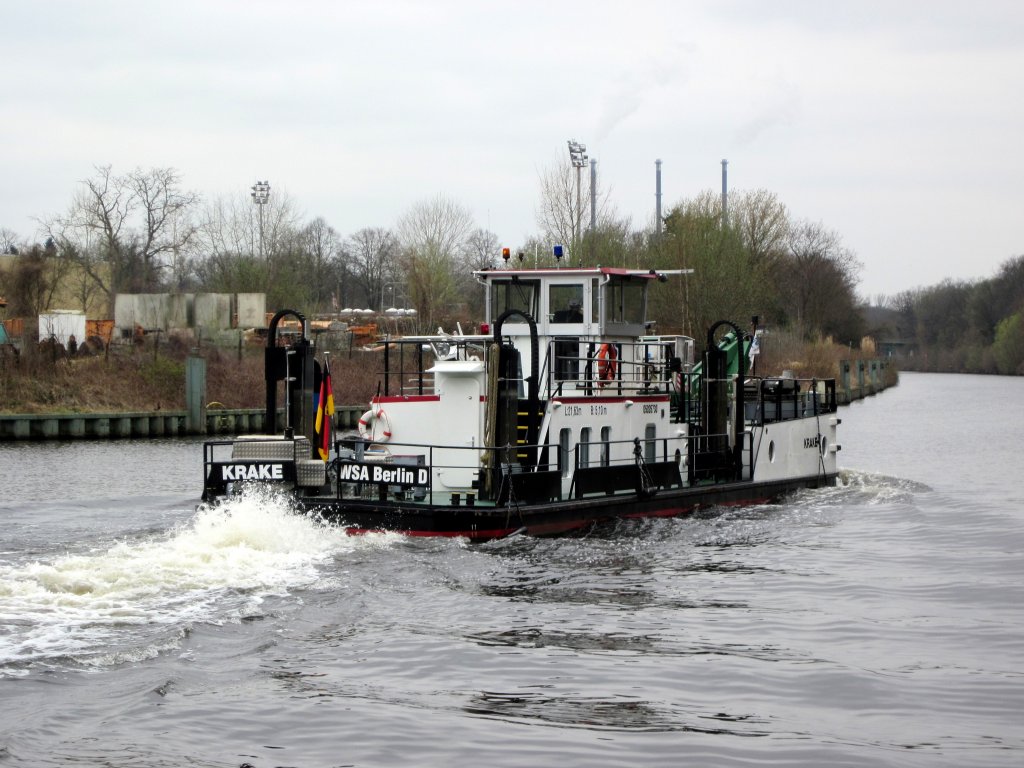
(0, 489, 395, 675)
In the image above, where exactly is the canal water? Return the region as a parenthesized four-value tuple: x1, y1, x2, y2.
(1, 372, 1021, 767)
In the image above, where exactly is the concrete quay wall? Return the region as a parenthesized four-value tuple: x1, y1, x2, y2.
(836, 358, 897, 404)
(0, 406, 367, 441)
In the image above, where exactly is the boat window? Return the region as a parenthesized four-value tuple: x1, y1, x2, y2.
(591, 278, 600, 323)
(549, 284, 584, 323)
(491, 279, 539, 322)
(645, 423, 657, 463)
(579, 427, 591, 468)
(559, 428, 572, 478)
(607, 279, 646, 325)
(600, 426, 611, 467)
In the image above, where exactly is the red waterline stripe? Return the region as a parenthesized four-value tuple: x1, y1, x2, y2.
(343, 526, 517, 539)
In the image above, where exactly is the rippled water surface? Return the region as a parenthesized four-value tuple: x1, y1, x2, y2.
(1, 373, 1022, 767)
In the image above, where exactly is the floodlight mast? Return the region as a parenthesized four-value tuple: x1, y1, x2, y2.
(250, 180, 271, 259)
(567, 140, 587, 263)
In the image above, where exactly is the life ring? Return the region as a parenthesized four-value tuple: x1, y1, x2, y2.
(672, 370, 686, 394)
(597, 344, 618, 386)
(666, 357, 692, 395)
(357, 407, 392, 443)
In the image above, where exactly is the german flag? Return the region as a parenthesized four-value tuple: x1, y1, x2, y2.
(314, 355, 335, 460)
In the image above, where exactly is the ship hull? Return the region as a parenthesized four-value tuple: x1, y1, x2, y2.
(300, 471, 837, 540)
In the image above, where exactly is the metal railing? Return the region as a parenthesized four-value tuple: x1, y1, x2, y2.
(544, 337, 680, 398)
(379, 336, 491, 397)
(329, 437, 559, 506)
(742, 377, 838, 424)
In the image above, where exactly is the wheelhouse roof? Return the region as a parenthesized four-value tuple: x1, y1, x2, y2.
(474, 267, 689, 281)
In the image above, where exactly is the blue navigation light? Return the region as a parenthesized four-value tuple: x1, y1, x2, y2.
(553, 244, 564, 260)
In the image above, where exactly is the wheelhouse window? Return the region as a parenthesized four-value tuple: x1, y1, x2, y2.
(549, 283, 584, 323)
(490, 279, 539, 322)
(606, 279, 646, 325)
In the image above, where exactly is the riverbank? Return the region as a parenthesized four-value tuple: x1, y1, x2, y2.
(1, 333, 894, 439)
(0, 360, 895, 440)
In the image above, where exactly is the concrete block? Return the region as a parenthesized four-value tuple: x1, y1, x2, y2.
(236, 294, 267, 328)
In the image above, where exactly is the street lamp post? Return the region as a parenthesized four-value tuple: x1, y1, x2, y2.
(380, 283, 396, 313)
(567, 140, 587, 263)
(250, 180, 271, 258)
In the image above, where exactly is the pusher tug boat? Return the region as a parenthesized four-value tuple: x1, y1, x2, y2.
(201, 266, 841, 540)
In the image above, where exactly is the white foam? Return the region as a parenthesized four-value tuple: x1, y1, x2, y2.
(0, 488, 397, 673)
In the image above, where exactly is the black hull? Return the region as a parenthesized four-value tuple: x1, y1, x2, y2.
(299, 472, 837, 541)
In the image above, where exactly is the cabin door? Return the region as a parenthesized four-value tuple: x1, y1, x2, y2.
(433, 375, 482, 491)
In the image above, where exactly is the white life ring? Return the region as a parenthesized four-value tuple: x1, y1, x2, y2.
(357, 407, 392, 443)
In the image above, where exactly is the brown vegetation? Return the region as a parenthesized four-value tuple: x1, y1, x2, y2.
(755, 328, 853, 380)
(0, 340, 382, 414)
(755, 329, 897, 387)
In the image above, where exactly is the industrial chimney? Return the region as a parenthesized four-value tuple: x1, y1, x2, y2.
(721, 159, 729, 227)
(655, 159, 663, 235)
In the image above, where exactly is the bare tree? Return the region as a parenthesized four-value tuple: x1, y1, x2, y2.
(396, 195, 475, 257)
(193, 186, 301, 266)
(188, 187, 305, 308)
(730, 188, 790, 270)
(396, 195, 476, 329)
(126, 167, 200, 289)
(190, 195, 252, 261)
(462, 228, 499, 272)
(534, 154, 615, 266)
(39, 165, 200, 305)
(458, 228, 500, 318)
(779, 219, 862, 340)
(302, 217, 345, 313)
(345, 227, 398, 310)
(1, 228, 21, 254)
(535, 158, 581, 259)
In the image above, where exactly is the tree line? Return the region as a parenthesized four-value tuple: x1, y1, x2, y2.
(3, 159, 865, 345)
(870, 256, 1024, 375)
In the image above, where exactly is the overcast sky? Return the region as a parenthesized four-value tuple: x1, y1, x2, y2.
(3, 0, 1022, 299)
